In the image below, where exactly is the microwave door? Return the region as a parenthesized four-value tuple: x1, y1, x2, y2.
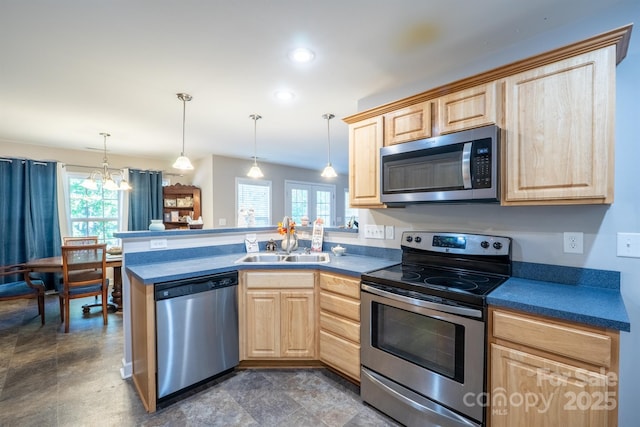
(461, 142, 472, 189)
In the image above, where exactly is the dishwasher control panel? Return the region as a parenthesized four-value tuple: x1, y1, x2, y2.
(154, 271, 238, 301)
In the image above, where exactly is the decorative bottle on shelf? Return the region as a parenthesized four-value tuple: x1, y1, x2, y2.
(149, 219, 165, 231)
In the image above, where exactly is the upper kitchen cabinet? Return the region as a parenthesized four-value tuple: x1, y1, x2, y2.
(347, 116, 386, 208)
(502, 47, 615, 205)
(344, 24, 631, 207)
(383, 101, 432, 146)
(436, 82, 501, 134)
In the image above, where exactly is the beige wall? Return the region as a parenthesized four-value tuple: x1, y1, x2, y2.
(194, 154, 349, 229)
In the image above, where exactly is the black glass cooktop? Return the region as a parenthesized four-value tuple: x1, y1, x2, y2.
(362, 263, 509, 306)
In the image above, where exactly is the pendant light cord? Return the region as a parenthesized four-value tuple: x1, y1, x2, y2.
(181, 97, 187, 156)
(250, 114, 262, 165)
(323, 113, 334, 165)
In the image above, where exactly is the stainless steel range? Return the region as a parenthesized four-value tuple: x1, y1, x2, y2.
(360, 231, 512, 427)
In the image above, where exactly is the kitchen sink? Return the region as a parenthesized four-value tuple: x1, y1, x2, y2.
(236, 254, 287, 263)
(235, 252, 330, 264)
(283, 254, 330, 263)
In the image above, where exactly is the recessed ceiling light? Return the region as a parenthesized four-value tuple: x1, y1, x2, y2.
(275, 90, 295, 101)
(288, 47, 315, 63)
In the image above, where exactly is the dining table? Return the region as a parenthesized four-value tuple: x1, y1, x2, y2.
(25, 254, 123, 311)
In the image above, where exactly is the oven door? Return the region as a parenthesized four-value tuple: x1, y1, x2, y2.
(361, 283, 485, 424)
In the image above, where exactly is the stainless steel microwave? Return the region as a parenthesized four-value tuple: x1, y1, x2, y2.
(380, 125, 500, 205)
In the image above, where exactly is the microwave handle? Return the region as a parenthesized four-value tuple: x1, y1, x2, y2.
(462, 142, 472, 189)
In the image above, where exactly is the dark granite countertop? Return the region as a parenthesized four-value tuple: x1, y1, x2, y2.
(126, 252, 399, 285)
(488, 272, 630, 332)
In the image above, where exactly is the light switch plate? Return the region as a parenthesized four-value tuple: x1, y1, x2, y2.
(385, 225, 394, 240)
(617, 232, 640, 258)
(150, 239, 167, 249)
(365, 224, 385, 239)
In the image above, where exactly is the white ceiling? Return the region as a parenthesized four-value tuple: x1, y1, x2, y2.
(0, 0, 628, 174)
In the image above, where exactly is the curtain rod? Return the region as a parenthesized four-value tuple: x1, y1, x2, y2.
(1, 158, 51, 166)
(62, 163, 171, 175)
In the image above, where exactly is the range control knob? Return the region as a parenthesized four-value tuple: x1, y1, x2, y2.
(481, 241, 490, 249)
(493, 242, 503, 250)
(415, 236, 422, 243)
(405, 235, 413, 243)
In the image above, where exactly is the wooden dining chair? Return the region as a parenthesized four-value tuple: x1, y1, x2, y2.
(58, 243, 109, 333)
(0, 264, 46, 325)
(63, 236, 99, 245)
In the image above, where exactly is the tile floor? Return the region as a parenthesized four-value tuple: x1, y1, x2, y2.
(0, 294, 400, 427)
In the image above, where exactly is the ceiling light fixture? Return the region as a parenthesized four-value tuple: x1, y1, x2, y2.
(173, 93, 194, 170)
(275, 90, 295, 101)
(247, 114, 264, 178)
(81, 132, 132, 191)
(321, 113, 337, 178)
(288, 47, 315, 63)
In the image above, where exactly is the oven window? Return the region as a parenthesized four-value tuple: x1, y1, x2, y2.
(371, 302, 464, 382)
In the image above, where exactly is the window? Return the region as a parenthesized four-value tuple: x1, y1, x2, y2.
(236, 178, 271, 226)
(344, 189, 359, 228)
(67, 173, 122, 246)
(285, 180, 335, 226)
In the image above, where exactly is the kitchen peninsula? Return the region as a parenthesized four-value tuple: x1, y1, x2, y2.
(115, 228, 629, 417)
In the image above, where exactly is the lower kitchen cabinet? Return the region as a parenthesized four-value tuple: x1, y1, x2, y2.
(240, 270, 316, 360)
(318, 272, 361, 381)
(488, 307, 619, 427)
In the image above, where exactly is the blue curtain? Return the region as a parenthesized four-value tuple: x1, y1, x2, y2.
(128, 169, 163, 231)
(0, 158, 61, 285)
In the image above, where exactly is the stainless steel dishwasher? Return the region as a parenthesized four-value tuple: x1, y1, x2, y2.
(155, 271, 239, 400)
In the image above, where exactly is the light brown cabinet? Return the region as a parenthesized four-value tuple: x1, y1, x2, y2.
(162, 184, 201, 229)
(502, 47, 616, 205)
(348, 116, 385, 208)
(436, 82, 501, 134)
(240, 271, 316, 360)
(318, 272, 361, 381)
(488, 307, 619, 427)
(383, 101, 432, 146)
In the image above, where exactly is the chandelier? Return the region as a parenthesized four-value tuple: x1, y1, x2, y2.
(81, 133, 131, 191)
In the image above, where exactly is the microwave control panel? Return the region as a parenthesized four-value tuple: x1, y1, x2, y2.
(471, 138, 492, 188)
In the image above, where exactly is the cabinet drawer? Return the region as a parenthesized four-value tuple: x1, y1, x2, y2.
(245, 271, 315, 289)
(319, 273, 360, 299)
(319, 330, 360, 380)
(320, 291, 360, 322)
(320, 311, 360, 343)
(492, 309, 612, 367)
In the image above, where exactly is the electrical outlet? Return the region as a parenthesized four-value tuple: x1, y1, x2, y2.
(364, 224, 385, 239)
(563, 232, 583, 254)
(385, 225, 394, 240)
(617, 232, 640, 258)
(149, 239, 168, 249)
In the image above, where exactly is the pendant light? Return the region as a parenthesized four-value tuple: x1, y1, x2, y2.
(321, 113, 337, 178)
(173, 93, 194, 170)
(247, 114, 264, 178)
(81, 132, 132, 191)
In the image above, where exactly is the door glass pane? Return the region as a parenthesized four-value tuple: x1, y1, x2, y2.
(291, 188, 309, 224)
(316, 190, 331, 225)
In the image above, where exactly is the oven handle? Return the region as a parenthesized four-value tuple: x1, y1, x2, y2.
(361, 283, 482, 319)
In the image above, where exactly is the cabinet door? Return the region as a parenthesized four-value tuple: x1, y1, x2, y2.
(436, 82, 499, 134)
(245, 290, 280, 358)
(349, 116, 385, 208)
(280, 290, 315, 358)
(384, 101, 432, 145)
(502, 47, 615, 205)
(491, 344, 611, 427)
